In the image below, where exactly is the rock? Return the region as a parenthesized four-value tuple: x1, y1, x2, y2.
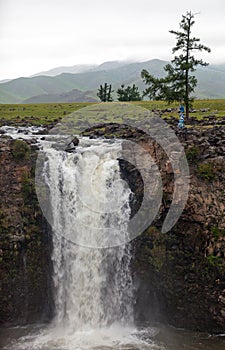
(0, 138, 53, 326)
(65, 136, 79, 152)
(131, 124, 225, 333)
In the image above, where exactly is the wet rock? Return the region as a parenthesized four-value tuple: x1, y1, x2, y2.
(0, 138, 53, 325)
(130, 124, 225, 333)
(65, 136, 79, 152)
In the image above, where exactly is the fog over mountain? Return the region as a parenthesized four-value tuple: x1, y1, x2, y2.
(0, 59, 225, 103)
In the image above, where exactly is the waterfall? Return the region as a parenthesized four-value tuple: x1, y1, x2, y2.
(42, 138, 134, 333)
(3, 134, 165, 350)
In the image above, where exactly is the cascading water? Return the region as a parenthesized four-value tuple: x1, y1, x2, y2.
(44, 138, 134, 332)
(4, 137, 164, 350)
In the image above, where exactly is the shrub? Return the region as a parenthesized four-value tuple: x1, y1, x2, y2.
(21, 172, 35, 204)
(12, 140, 30, 160)
(211, 225, 225, 239)
(197, 162, 215, 181)
(207, 254, 224, 267)
(185, 146, 200, 164)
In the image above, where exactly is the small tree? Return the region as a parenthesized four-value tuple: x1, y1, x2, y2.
(97, 83, 114, 102)
(117, 84, 142, 101)
(142, 11, 211, 118)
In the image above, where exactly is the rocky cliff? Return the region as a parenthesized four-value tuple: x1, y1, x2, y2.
(0, 138, 53, 325)
(0, 122, 224, 333)
(132, 126, 225, 333)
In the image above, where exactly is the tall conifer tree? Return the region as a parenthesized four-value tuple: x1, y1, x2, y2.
(142, 12, 211, 118)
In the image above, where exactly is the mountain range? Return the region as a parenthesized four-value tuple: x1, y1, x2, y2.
(0, 59, 225, 104)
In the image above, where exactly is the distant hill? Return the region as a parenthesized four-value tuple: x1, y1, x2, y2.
(0, 79, 11, 84)
(0, 59, 225, 103)
(90, 60, 132, 71)
(31, 64, 96, 77)
(208, 64, 225, 73)
(31, 60, 133, 77)
(23, 89, 98, 103)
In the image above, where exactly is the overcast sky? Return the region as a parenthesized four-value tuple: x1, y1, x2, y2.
(0, 0, 224, 80)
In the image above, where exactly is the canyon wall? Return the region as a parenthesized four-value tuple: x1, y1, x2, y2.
(0, 124, 224, 332)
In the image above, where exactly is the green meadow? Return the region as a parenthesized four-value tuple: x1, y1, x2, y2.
(0, 99, 225, 127)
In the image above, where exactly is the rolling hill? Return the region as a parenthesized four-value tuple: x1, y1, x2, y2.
(0, 59, 225, 103)
(23, 89, 98, 103)
(31, 64, 96, 77)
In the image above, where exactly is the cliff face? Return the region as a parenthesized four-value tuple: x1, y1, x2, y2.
(0, 138, 53, 325)
(131, 128, 225, 333)
(0, 124, 224, 333)
(84, 123, 225, 333)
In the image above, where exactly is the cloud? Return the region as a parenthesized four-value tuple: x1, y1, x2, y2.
(0, 0, 224, 79)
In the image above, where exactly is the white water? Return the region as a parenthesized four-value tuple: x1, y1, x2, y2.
(20, 138, 158, 349)
(0, 132, 166, 349)
(45, 139, 134, 330)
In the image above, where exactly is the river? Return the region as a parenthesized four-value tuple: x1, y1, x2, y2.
(1, 323, 225, 349)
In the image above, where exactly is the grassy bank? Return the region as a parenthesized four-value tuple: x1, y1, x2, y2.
(0, 99, 225, 127)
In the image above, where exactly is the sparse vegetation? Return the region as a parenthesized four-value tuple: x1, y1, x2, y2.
(185, 146, 200, 164)
(207, 254, 224, 268)
(21, 172, 34, 204)
(211, 225, 225, 239)
(197, 162, 215, 181)
(0, 100, 224, 127)
(11, 140, 30, 160)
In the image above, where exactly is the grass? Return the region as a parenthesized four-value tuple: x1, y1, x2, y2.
(0, 102, 96, 126)
(0, 99, 224, 127)
(134, 99, 225, 120)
